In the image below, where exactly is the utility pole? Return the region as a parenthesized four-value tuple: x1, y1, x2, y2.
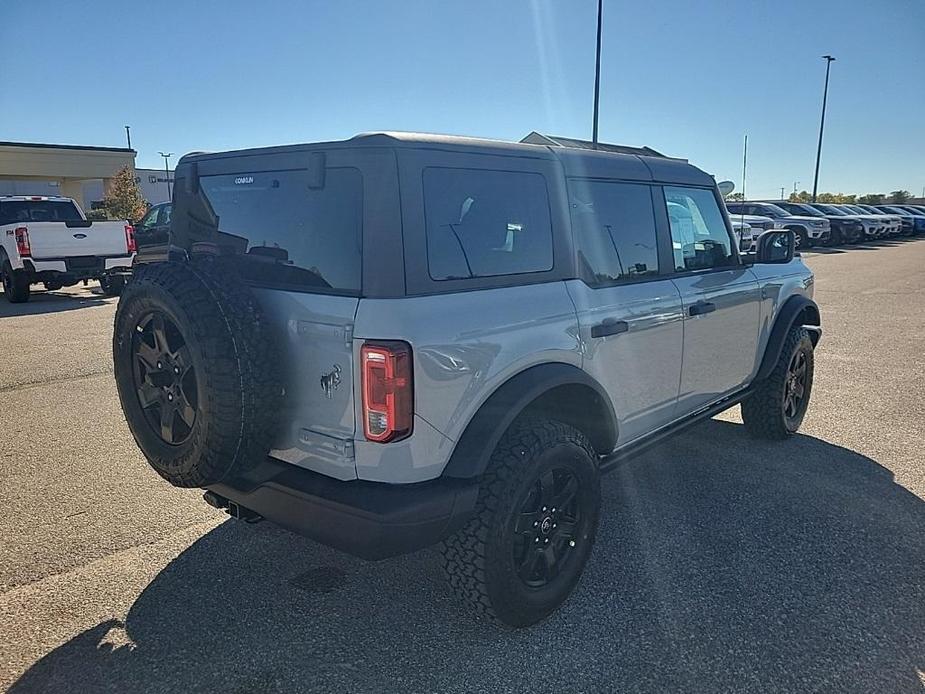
(158, 152, 173, 200)
(741, 135, 748, 202)
(811, 56, 836, 202)
(124, 125, 132, 150)
(591, 0, 603, 147)
(780, 187, 786, 200)
(794, 181, 800, 194)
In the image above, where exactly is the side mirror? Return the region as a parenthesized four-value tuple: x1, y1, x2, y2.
(754, 229, 795, 264)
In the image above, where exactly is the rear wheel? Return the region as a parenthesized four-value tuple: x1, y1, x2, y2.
(1, 260, 30, 303)
(440, 419, 600, 627)
(99, 275, 126, 296)
(742, 326, 814, 440)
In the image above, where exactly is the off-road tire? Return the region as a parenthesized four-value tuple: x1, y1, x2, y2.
(742, 326, 814, 440)
(2, 260, 30, 303)
(113, 258, 281, 487)
(440, 419, 600, 627)
(100, 275, 126, 296)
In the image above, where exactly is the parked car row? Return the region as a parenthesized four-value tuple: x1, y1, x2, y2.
(725, 200, 925, 249)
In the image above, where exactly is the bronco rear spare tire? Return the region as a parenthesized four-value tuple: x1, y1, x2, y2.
(113, 258, 280, 488)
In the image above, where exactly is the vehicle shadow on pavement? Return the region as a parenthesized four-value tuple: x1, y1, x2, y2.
(0, 290, 110, 318)
(9, 420, 925, 694)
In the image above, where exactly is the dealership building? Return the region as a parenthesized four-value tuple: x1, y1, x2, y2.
(0, 140, 173, 210)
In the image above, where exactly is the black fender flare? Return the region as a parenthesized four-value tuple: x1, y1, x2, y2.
(756, 295, 821, 381)
(441, 363, 618, 480)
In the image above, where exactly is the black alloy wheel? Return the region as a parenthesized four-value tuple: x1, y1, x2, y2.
(131, 311, 198, 445)
(783, 349, 809, 425)
(512, 467, 586, 588)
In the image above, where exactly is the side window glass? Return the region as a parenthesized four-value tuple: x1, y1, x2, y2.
(423, 168, 553, 280)
(567, 180, 659, 285)
(139, 207, 159, 228)
(664, 186, 736, 272)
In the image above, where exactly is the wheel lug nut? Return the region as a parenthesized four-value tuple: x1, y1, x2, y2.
(533, 521, 538, 527)
(544, 538, 549, 544)
(542, 506, 547, 512)
(569, 540, 576, 547)
(553, 523, 557, 528)
(174, 367, 180, 374)
(551, 507, 556, 513)
(534, 537, 539, 543)
(157, 361, 163, 369)
(167, 393, 174, 401)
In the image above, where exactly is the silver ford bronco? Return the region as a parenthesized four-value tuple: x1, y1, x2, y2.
(113, 132, 820, 627)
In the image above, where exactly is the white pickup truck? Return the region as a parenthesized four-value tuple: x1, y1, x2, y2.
(0, 195, 136, 303)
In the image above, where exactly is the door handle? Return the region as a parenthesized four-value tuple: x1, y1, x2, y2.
(688, 301, 716, 316)
(590, 319, 629, 338)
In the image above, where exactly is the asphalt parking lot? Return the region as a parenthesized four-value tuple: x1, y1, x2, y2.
(1, 239, 923, 694)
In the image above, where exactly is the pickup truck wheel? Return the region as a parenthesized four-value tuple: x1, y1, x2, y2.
(2, 261, 30, 303)
(99, 275, 125, 296)
(440, 419, 600, 627)
(113, 259, 281, 488)
(742, 326, 814, 440)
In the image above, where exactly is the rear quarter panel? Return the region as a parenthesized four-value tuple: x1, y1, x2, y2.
(353, 282, 581, 482)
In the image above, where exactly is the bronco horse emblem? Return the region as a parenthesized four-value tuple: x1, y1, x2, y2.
(320, 364, 342, 399)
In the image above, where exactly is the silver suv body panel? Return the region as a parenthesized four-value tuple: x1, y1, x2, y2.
(353, 281, 582, 482)
(165, 133, 817, 488)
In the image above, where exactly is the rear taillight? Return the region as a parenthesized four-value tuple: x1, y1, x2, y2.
(125, 225, 137, 253)
(361, 341, 413, 443)
(14, 227, 31, 257)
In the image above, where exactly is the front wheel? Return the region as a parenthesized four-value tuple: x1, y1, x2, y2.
(2, 260, 30, 303)
(742, 326, 814, 440)
(789, 227, 810, 249)
(440, 419, 600, 627)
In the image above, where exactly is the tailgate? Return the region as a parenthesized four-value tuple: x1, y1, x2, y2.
(27, 221, 129, 259)
(255, 289, 360, 480)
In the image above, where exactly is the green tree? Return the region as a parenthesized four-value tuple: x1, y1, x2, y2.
(857, 193, 885, 204)
(816, 192, 855, 204)
(727, 192, 744, 201)
(888, 190, 911, 204)
(789, 190, 812, 202)
(101, 166, 148, 221)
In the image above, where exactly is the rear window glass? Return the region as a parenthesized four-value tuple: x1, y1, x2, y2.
(568, 180, 659, 284)
(193, 169, 362, 293)
(423, 167, 553, 280)
(0, 200, 82, 225)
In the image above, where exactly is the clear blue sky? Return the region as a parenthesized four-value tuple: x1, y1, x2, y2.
(2, 0, 923, 199)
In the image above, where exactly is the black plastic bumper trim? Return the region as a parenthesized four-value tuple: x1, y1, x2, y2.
(207, 460, 479, 561)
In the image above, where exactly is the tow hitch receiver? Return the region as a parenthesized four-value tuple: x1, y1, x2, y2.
(202, 491, 264, 524)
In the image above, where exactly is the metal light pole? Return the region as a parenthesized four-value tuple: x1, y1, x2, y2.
(158, 152, 173, 200)
(793, 181, 800, 194)
(811, 56, 835, 202)
(741, 134, 748, 202)
(124, 125, 132, 150)
(591, 0, 603, 147)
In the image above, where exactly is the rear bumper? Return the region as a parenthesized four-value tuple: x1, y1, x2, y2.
(24, 255, 133, 279)
(206, 458, 479, 560)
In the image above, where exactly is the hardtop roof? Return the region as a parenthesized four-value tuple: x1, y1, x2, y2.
(177, 131, 714, 186)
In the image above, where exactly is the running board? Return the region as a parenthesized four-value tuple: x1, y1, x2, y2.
(599, 388, 753, 474)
